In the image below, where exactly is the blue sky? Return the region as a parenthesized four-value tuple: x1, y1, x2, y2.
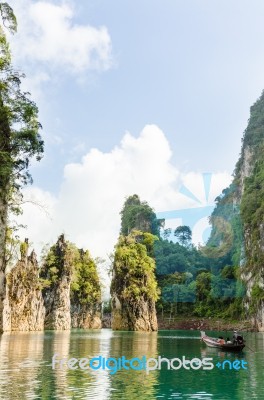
(7, 0, 264, 260)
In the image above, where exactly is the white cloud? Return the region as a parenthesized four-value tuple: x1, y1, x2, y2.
(17, 125, 232, 261)
(8, 0, 113, 79)
(17, 187, 57, 256)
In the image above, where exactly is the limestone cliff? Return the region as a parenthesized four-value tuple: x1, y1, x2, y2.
(70, 249, 102, 329)
(41, 234, 72, 330)
(111, 293, 157, 331)
(5, 241, 45, 331)
(208, 90, 264, 330)
(71, 303, 101, 329)
(41, 237, 102, 330)
(111, 231, 159, 331)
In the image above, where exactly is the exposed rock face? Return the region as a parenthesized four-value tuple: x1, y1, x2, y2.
(71, 303, 102, 329)
(210, 91, 264, 330)
(111, 294, 157, 331)
(41, 234, 72, 330)
(111, 232, 159, 332)
(43, 276, 71, 330)
(5, 246, 45, 331)
(102, 313, 111, 328)
(70, 248, 102, 329)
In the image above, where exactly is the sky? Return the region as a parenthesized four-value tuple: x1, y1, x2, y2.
(6, 0, 264, 264)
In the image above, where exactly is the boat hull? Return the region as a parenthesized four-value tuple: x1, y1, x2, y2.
(201, 332, 245, 352)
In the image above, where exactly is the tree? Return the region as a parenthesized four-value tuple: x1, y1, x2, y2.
(0, 2, 43, 331)
(162, 228, 171, 241)
(71, 248, 101, 305)
(174, 225, 192, 246)
(111, 230, 160, 304)
(120, 194, 164, 236)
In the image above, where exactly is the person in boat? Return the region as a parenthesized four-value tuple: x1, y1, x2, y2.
(233, 331, 244, 345)
(226, 337, 232, 344)
(217, 336, 225, 344)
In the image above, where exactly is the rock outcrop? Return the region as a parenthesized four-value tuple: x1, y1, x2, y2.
(71, 303, 102, 329)
(208, 90, 264, 331)
(70, 248, 102, 329)
(41, 236, 102, 330)
(111, 294, 157, 331)
(111, 231, 159, 331)
(5, 241, 45, 331)
(41, 234, 72, 330)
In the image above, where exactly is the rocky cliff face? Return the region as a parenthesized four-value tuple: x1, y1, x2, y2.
(41, 234, 72, 330)
(111, 293, 157, 331)
(238, 94, 264, 331)
(41, 236, 102, 330)
(5, 242, 45, 331)
(209, 91, 264, 331)
(111, 232, 159, 332)
(71, 303, 102, 329)
(70, 248, 102, 329)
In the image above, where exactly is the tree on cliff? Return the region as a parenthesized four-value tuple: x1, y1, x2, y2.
(0, 2, 44, 330)
(41, 237, 101, 304)
(111, 230, 160, 330)
(120, 194, 164, 236)
(174, 225, 192, 247)
(71, 248, 101, 306)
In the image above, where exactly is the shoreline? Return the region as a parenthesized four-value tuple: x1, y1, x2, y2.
(157, 316, 256, 332)
(102, 314, 257, 332)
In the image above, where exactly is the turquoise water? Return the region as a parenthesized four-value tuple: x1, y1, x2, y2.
(0, 329, 263, 399)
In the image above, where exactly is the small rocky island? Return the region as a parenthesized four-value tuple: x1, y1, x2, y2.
(3, 235, 102, 332)
(111, 232, 159, 331)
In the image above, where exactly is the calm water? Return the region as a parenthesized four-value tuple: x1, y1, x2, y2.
(0, 329, 263, 399)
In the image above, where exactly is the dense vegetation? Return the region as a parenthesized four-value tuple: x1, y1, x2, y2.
(120, 194, 163, 236)
(71, 249, 101, 306)
(41, 234, 101, 306)
(111, 229, 159, 303)
(116, 194, 246, 320)
(240, 155, 264, 315)
(155, 234, 245, 319)
(0, 2, 43, 331)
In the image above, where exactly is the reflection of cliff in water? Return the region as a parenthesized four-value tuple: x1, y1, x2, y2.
(0, 330, 263, 399)
(66, 330, 112, 400)
(236, 333, 264, 399)
(108, 331, 158, 400)
(155, 335, 243, 399)
(0, 332, 44, 399)
(36, 329, 113, 400)
(41, 331, 71, 400)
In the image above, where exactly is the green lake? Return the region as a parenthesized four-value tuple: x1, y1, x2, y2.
(0, 329, 263, 399)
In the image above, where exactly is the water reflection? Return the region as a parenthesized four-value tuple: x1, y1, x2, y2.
(0, 331, 44, 400)
(0, 329, 263, 399)
(109, 331, 158, 399)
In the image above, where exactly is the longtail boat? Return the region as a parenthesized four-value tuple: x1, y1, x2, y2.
(201, 331, 245, 352)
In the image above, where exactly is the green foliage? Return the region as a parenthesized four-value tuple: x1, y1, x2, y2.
(241, 157, 264, 274)
(41, 235, 101, 306)
(154, 91, 264, 321)
(0, 1, 43, 199)
(251, 284, 264, 300)
(71, 249, 101, 305)
(248, 284, 264, 316)
(155, 235, 245, 318)
(4, 225, 21, 264)
(154, 238, 210, 275)
(174, 225, 192, 247)
(0, 2, 17, 34)
(205, 184, 243, 268)
(120, 194, 164, 236)
(235, 90, 264, 176)
(111, 230, 160, 302)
